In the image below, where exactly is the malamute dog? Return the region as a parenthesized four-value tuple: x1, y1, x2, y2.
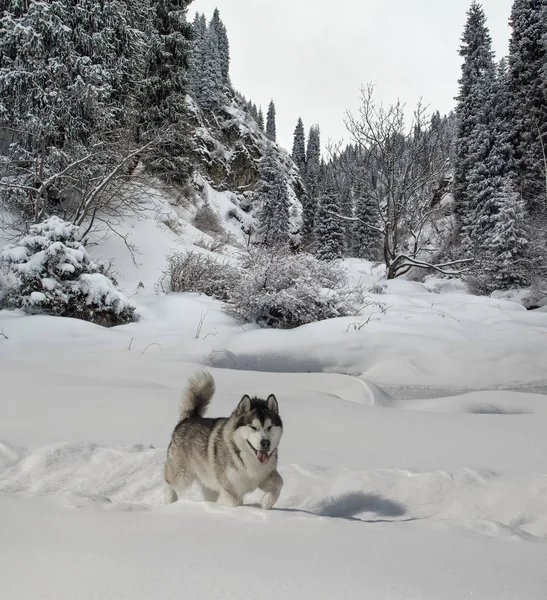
(164, 371, 284, 509)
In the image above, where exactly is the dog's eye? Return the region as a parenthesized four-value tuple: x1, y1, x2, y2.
(249, 425, 257, 431)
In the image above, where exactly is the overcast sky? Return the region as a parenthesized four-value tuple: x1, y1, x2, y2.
(190, 0, 514, 153)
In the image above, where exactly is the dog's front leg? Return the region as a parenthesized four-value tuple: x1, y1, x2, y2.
(260, 470, 283, 510)
(219, 488, 242, 508)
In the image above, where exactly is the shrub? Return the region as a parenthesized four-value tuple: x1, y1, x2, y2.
(192, 204, 223, 235)
(163, 249, 238, 301)
(227, 248, 362, 328)
(0, 216, 135, 327)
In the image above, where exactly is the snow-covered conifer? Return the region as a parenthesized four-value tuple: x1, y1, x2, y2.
(291, 118, 307, 174)
(0, 217, 135, 326)
(453, 1, 496, 238)
(508, 0, 547, 206)
(266, 101, 277, 142)
(314, 173, 344, 260)
(255, 146, 290, 246)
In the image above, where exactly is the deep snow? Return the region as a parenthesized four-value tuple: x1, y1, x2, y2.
(1, 190, 547, 599)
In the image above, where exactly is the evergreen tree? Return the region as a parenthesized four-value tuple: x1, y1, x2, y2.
(291, 117, 307, 173)
(188, 13, 207, 98)
(453, 1, 496, 249)
(462, 59, 516, 254)
(255, 146, 290, 246)
(266, 100, 277, 141)
(0, 0, 150, 218)
(258, 107, 265, 130)
(302, 125, 321, 239)
(210, 8, 230, 84)
(314, 173, 344, 260)
(197, 23, 224, 110)
(353, 182, 381, 260)
(140, 0, 193, 183)
(0, 0, 74, 149)
(478, 178, 531, 291)
(508, 0, 547, 206)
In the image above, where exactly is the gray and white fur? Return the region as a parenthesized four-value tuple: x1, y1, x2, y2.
(164, 371, 284, 509)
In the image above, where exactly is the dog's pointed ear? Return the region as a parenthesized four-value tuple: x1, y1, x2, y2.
(237, 395, 252, 413)
(266, 394, 279, 414)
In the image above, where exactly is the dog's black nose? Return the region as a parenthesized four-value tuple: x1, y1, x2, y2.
(260, 439, 270, 450)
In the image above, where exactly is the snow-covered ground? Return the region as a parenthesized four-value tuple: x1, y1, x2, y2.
(1, 196, 547, 599)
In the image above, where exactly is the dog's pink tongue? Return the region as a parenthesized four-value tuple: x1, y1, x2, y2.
(256, 450, 269, 464)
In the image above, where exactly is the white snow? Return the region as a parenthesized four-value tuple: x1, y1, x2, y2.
(1, 193, 547, 599)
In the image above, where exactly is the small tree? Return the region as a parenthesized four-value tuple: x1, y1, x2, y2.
(0, 217, 135, 326)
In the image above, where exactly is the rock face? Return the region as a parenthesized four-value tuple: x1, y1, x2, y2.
(184, 94, 305, 242)
(187, 95, 304, 196)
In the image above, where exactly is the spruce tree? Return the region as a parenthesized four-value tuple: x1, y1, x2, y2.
(210, 8, 230, 85)
(508, 0, 547, 207)
(291, 117, 307, 173)
(139, 0, 194, 184)
(479, 178, 531, 291)
(258, 107, 265, 130)
(302, 125, 321, 239)
(314, 173, 344, 260)
(266, 100, 277, 142)
(188, 13, 207, 98)
(197, 23, 224, 110)
(463, 59, 515, 254)
(453, 1, 496, 250)
(353, 182, 381, 260)
(255, 146, 290, 246)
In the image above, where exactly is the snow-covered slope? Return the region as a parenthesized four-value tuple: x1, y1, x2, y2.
(1, 199, 547, 599)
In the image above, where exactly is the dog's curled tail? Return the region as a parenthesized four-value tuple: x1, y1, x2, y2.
(179, 370, 216, 422)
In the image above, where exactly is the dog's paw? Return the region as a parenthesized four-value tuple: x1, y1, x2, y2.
(261, 492, 278, 510)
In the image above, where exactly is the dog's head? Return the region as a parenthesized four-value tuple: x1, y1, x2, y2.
(233, 394, 283, 465)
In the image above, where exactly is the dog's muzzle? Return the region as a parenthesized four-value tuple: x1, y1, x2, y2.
(247, 440, 270, 464)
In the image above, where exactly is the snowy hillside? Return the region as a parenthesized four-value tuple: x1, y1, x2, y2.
(1, 201, 547, 599)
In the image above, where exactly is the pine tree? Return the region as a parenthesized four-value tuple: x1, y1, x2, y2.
(508, 0, 547, 206)
(266, 100, 277, 142)
(314, 173, 344, 260)
(302, 125, 321, 239)
(255, 146, 290, 246)
(258, 107, 265, 130)
(291, 117, 307, 173)
(453, 1, 496, 250)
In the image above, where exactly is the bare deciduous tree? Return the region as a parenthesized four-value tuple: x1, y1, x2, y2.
(341, 84, 470, 279)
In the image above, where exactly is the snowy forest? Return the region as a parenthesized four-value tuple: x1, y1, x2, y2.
(0, 0, 546, 321)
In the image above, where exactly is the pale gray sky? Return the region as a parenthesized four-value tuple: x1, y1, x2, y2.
(190, 0, 514, 152)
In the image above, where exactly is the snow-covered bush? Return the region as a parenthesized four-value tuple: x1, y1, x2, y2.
(164, 249, 238, 301)
(193, 204, 223, 235)
(227, 248, 362, 329)
(0, 217, 135, 327)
